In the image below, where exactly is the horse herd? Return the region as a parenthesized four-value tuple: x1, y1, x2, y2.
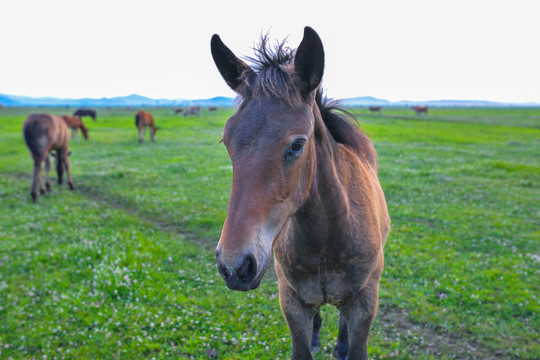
(20, 27, 391, 360)
(369, 105, 429, 115)
(22, 104, 223, 201)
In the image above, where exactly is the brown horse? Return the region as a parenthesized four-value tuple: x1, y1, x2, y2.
(184, 106, 200, 117)
(23, 114, 75, 201)
(211, 27, 390, 360)
(62, 115, 88, 142)
(412, 105, 428, 115)
(174, 107, 184, 114)
(208, 106, 217, 112)
(135, 111, 157, 143)
(368, 106, 381, 115)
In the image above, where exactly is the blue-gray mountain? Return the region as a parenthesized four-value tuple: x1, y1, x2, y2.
(0, 93, 537, 107)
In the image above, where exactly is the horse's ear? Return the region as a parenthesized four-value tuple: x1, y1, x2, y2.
(294, 26, 325, 95)
(211, 34, 253, 93)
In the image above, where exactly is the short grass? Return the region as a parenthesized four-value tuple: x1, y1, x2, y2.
(0, 106, 538, 359)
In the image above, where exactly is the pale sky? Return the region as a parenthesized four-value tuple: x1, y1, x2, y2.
(1, 0, 539, 103)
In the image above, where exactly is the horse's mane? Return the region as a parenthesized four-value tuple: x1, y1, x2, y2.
(242, 35, 367, 157)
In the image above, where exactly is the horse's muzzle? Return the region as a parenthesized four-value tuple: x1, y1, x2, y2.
(216, 248, 261, 291)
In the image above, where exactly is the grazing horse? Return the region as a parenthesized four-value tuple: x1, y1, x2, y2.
(411, 105, 428, 115)
(73, 108, 97, 121)
(174, 107, 184, 114)
(62, 115, 88, 142)
(211, 27, 390, 360)
(135, 111, 157, 143)
(184, 106, 200, 117)
(23, 114, 75, 201)
(208, 106, 217, 112)
(368, 106, 381, 115)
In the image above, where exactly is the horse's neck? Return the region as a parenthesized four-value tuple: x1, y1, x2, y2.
(292, 118, 350, 250)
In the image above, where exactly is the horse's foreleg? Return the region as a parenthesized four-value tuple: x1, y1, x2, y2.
(278, 279, 318, 360)
(311, 311, 322, 354)
(338, 284, 379, 360)
(334, 313, 349, 360)
(72, 128, 79, 142)
(150, 129, 155, 142)
(44, 156, 51, 192)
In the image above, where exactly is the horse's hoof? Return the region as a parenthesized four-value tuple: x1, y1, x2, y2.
(40, 188, 46, 195)
(46, 183, 51, 191)
(68, 183, 75, 190)
(31, 193, 37, 202)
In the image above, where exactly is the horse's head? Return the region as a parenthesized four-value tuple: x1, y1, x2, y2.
(81, 125, 89, 140)
(75, 117, 89, 140)
(211, 27, 324, 291)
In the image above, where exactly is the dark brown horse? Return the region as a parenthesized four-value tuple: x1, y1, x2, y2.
(368, 106, 381, 115)
(174, 107, 184, 114)
(73, 108, 97, 121)
(23, 114, 75, 201)
(135, 111, 157, 143)
(411, 105, 428, 115)
(211, 27, 390, 360)
(208, 106, 217, 112)
(62, 115, 88, 142)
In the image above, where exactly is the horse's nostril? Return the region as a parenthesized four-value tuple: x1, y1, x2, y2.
(237, 254, 257, 283)
(217, 262, 230, 280)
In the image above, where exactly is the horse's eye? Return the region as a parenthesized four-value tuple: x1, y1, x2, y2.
(287, 139, 306, 157)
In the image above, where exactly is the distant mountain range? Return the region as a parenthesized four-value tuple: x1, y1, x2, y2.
(0, 94, 235, 108)
(340, 96, 540, 108)
(0, 93, 538, 108)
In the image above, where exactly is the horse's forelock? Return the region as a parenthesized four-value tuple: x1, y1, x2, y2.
(238, 35, 303, 107)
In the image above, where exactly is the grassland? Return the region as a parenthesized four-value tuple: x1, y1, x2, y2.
(0, 106, 538, 359)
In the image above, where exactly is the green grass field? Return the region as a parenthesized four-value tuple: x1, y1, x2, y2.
(0, 106, 538, 359)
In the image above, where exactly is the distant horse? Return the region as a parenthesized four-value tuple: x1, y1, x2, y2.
(0, 104, 4, 109)
(211, 27, 390, 360)
(62, 115, 88, 142)
(135, 111, 157, 143)
(23, 113, 75, 201)
(184, 106, 200, 117)
(368, 106, 381, 115)
(208, 106, 217, 112)
(174, 107, 184, 114)
(73, 108, 97, 121)
(411, 105, 428, 115)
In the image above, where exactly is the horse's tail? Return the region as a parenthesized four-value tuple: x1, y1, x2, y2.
(23, 119, 48, 161)
(135, 112, 142, 128)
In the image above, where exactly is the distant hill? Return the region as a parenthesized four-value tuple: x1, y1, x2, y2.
(342, 96, 540, 108)
(0, 93, 537, 108)
(0, 94, 236, 108)
(342, 96, 390, 107)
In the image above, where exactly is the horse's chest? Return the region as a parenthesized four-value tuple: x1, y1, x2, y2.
(279, 261, 352, 306)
